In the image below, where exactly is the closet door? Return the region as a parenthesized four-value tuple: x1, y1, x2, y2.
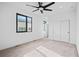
(53, 20, 70, 43)
(60, 20, 70, 42)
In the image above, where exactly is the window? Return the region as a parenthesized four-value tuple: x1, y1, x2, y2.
(16, 13, 32, 33)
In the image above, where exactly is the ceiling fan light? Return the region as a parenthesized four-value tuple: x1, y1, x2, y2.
(39, 7, 43, 10)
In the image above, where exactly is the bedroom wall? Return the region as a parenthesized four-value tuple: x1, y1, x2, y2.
(76, 2, 79, 54)
(0, 3, 42, 50)
(48, 12, 76, 44)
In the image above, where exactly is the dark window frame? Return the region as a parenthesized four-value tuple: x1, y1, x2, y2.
(16, 13, 32, 33)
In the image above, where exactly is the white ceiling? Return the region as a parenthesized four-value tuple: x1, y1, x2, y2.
(25, 2, 76, 13)
(6, 2, 77, 15)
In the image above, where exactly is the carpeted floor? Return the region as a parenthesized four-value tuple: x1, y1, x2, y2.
(0, 38, 78, 57)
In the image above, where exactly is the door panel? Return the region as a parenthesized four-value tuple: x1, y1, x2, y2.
(49, 20, 70, 43)
(60, 20, 70, 42)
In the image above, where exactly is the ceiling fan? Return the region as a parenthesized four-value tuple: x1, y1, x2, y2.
(26, 2, 55, 14)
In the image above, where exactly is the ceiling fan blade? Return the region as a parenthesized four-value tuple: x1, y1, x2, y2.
(32, 9, 39, 12)
(44, 9, 52, 11)
(40, 10, 43, 13)
(26, 5, 39, 8)
(43, 2, 55, 8)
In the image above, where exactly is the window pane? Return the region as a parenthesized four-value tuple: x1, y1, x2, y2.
(27, 17, 32, 23)
(27, 17, 32, 32)
(17, 14, 26, 32)
(18, 22, 26, 31)
(18, 15, 26, 22)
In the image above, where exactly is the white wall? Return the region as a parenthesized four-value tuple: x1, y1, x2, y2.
(76, 3, 79, 54)
(0, 3, 42, 50)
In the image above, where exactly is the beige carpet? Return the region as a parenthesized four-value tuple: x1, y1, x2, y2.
(0, 38, 78, 57)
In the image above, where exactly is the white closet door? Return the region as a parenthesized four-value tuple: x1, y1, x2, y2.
(53, 20, 70, 43)
(60, 20, 70, 42)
